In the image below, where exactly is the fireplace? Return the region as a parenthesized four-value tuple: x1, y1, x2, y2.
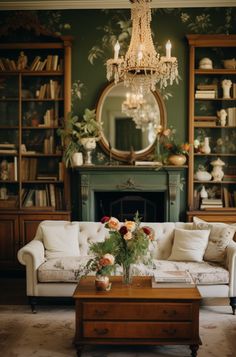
(95, 191, 165, 222)
(75, 166, 185, 222)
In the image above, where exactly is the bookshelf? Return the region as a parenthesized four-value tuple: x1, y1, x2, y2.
(0, 33, 72, 270)
(186, 35, 236, 223)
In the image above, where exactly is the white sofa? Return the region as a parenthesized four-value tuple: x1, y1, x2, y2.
(17, 219, 236, 314)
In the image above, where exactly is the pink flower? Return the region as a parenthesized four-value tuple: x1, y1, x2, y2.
(124, 220, 136, 232)
(101, 216, 110, 224)
(107, 217, 120, 230)
(124, 231, 133, 241)
(99, 253, 115, 266)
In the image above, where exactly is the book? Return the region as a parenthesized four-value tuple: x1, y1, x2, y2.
(202, 198, 223, 204)
(195, 93, 216, 99)
(135, 161, 162, 166)
(151, 276, 195, 288)
(153, 270, 193, 283)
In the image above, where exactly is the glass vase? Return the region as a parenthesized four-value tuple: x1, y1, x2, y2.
(122, 263, 133, 285)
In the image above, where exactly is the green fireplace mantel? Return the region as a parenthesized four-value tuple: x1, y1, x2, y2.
(74, 165, 187, 222)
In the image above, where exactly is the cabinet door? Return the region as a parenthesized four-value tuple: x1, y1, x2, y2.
(0, 214, 19, 268)
(19, 212, 71, 246)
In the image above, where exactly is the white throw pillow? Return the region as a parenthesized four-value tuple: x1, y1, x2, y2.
(193, 217, 236, 263)
(168, 228, 210, 262)
(42, 223, 80, 259)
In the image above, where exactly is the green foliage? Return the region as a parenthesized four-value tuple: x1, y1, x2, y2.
(74, 108, 103, 140)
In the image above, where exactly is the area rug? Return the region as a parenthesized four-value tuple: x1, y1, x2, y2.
(0, 304, 235, 357)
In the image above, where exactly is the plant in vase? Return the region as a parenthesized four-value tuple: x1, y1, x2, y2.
(159, 126, 189, 165)
(86, 213, 153, 286)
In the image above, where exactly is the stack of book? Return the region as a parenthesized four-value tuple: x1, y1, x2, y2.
(195, 84, 218, 99)
(0, 143, 17, 154)
(194, 116, 217, 127)
(200, 198, 223, 209)
(152, 270, 195, 288)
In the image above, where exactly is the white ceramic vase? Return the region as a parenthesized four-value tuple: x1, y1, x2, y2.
(211, 158, 225, 182)
(201, 137, 211, 154)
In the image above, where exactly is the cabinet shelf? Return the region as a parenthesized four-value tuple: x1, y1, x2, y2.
(187, 34, 236, 219)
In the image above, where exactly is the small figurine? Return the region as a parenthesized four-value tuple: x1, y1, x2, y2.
(17, 51, 28, 70)
(0, 160, 9, 181)
(217, 109, 227, 127)
(222, 79, 232, 99)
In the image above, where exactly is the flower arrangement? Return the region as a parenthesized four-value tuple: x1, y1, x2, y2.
(86, 212, 153, 285)
(154, 125, 189, 163)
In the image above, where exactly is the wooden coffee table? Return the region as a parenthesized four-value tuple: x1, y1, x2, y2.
(73, 276, 202, 357)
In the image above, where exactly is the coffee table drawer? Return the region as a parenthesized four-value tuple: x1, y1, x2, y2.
(83, 302, 192, 320)
(83, 321, 193, 339)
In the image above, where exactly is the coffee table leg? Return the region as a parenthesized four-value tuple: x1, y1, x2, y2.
(190, 344, 199, 357)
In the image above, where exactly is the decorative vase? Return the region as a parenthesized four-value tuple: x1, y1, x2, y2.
(122, 263, 133, 285)
(168, 154, 186, 166)
(201, 137, 211, 154)
(154, 137, 163, 165)
(80, 137, 96, 165)
(71, 152, 83, 167)
(222, 79, 232, 99)
(211, 157, 225, 182)
(200, 185, 208, 198)
(95, 275, 111, 291)
(194, 170, 212, 182)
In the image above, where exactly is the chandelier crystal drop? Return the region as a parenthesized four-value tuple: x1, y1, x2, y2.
(122, 91, 158, 132)
(106, 0, 179, 94)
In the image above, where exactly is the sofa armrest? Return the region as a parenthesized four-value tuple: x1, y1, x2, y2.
(225, 241, 236, 297)
(17, 240, 45, 296)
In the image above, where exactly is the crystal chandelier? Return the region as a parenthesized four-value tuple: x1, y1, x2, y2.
(122, 91, 158, 131)
(106, 0, 179, 94)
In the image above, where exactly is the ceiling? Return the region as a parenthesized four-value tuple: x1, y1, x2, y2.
(0, 0, 235, 10)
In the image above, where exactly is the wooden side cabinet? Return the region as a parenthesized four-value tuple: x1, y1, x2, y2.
(0, 211, 70, 271)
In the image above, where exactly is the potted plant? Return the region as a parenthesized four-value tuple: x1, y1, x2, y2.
(58, 108, 103, 167)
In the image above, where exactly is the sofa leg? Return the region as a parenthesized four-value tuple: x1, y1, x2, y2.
(230, 297, 236, 315)
(29, 297, 37, 314)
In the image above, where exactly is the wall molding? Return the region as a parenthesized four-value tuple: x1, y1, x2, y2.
(0, 0, 236, 10)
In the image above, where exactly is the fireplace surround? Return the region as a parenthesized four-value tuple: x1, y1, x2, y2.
(74, 166, 186, 222)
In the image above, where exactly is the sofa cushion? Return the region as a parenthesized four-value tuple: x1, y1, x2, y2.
(152, 259, 229, 285)
(38, 256, 92, 282)
(41, 222, 80, 259)
(168, 228, 210, 262)
(193, 217, 236, 263)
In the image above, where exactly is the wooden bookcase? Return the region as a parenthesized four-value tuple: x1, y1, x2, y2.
(186, 35, 236, 223)
(0, 34, 72, 270)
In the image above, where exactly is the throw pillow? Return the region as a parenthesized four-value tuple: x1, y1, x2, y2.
(193, 217, 236, 263)
(168, 228, 210, 262)
(42, 223, 80, 259)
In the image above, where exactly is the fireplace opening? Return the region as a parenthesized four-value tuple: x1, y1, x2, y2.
(95, 191, 166, 222)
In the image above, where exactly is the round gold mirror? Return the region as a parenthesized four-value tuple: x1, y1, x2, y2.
(96, 82, 167, 162)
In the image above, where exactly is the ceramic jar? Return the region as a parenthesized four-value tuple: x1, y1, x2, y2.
(168, 154, 186, 166)
(194, 170, 212, 182)
(71, 152, 83, 167)
(95, 275, 111, 291)
(211, 158, 225, 182)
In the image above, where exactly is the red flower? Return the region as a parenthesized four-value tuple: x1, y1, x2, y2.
(142, 226, 151, 235)
(119, 226, 128, 236)
(101, 216, 110, 224)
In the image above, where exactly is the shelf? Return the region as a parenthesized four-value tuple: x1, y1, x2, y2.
(194, 153, 236, 157)
(194, 180, 236, 184)
(195, 69, 236, 74)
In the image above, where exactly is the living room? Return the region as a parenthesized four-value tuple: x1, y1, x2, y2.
(0, 1, 236, 356)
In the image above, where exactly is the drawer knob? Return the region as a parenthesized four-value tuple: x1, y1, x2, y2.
(162, 328, 177, 336)
(94, 328, 109, 335)
(163, 309, 177, 317)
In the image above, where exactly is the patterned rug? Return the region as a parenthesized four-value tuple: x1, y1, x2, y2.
(0, 304, 235, 357)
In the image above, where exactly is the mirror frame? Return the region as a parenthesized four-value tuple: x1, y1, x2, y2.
(96, 82, 167, 162)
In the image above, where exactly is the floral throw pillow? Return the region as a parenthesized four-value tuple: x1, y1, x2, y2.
(193, 217, 236, 264)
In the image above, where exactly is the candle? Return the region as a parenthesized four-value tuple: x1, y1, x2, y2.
(166, 40, 172, 59)
(114, 41, 120, 61)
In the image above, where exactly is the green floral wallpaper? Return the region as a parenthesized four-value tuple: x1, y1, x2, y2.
(0, 7, 235, 219)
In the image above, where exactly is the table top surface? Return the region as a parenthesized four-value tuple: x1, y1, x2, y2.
(73, 276, 201, 301)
